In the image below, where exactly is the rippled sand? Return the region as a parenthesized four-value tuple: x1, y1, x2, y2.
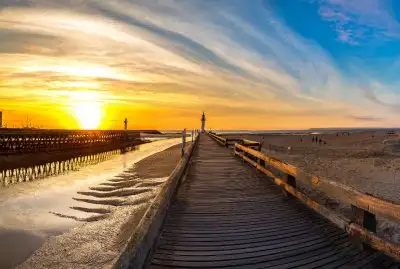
(0, 138, 183, 269)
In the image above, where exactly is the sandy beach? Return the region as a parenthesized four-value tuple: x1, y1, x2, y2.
(229, 131, 400, 202)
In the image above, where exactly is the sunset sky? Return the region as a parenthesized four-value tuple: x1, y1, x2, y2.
(1, 0, 400, 130)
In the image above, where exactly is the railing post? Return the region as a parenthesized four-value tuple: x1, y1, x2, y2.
(181, 128, 186, 157)
(282, 174, 296, 198)
(350, 205, 377, 250)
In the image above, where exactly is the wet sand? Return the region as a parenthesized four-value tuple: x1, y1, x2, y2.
(0, 139, 184, 269)
(0, 229, 45, 269)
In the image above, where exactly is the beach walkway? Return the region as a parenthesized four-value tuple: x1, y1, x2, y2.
(146, 134, 397, 268)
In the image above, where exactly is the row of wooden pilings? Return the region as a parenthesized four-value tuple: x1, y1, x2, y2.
(208, 132, 400, 261)
(0, 129, 141, 155)
(0, 150, 121, 187)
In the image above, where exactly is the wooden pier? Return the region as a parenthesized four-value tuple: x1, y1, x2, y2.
(0, 129, 152, 155)
(123, 133, 399, 269)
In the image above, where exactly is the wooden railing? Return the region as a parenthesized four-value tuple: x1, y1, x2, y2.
(208, 132, 227, 146)
(234, 143, 400, 260)
(209, 132, 400, 260)
(208, 132, 261, 150)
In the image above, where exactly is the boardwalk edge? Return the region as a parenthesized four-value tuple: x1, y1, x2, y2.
(109, 135, 200, 269)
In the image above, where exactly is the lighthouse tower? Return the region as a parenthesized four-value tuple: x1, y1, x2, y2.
(201, 112, 206, 133)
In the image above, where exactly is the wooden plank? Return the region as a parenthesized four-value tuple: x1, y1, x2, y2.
(155, 231, 343, 255)
(153, 233, 347, 262)
(150, 240, 354, 268)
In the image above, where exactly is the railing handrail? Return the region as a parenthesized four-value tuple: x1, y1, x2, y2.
(208, 132, 227, 145)
(208, 132, 261, 149)
(235, 143, 400, 221)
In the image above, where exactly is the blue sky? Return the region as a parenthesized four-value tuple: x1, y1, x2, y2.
(272, 0, 400, 79)
(0, 0, 399, 129)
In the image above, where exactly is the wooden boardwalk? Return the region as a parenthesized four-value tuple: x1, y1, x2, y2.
(147, 134, 397, 268)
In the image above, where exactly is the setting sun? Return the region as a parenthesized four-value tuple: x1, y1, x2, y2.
(73, 101, 102, 130)
(69, 91, 103, 130)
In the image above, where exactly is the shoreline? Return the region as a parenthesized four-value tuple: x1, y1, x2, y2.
(0, 139, 183, 269)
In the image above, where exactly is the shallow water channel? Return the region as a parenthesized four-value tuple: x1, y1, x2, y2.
(0, 138, 181, 268)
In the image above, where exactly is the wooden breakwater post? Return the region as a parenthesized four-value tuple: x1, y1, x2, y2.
(1, 149, 120, 187)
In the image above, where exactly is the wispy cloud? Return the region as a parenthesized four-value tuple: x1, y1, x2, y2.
(317, 0, 400, 44)
(0, 0, 398, 129)
(349, 115, 382, 122)
(360, 81, 400, 113)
